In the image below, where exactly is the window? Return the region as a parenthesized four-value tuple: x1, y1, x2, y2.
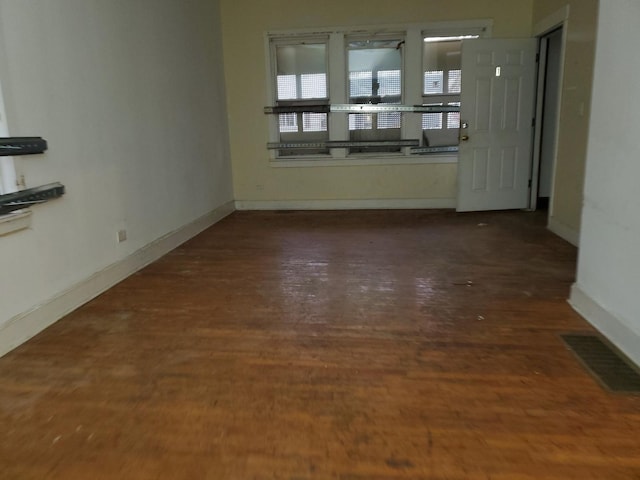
(272, 41, 329, 156)
(267, 23, 488, 160)
(347, 38, 403, 153)
(421, 34, 478, 148)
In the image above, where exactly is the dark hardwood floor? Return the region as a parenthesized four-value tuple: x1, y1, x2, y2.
(1, 210, 639, 479)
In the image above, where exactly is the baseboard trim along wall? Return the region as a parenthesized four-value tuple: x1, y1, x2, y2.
(548, 216, 580, 246)
(569, 284, 640, 367)
(0, 200, 235, 358)
(235, 198, 457, 211)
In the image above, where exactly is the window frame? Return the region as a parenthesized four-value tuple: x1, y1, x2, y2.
(265, 20, 492, 165)
(0, 74, 32, 235)
(0, 78, 19, 196)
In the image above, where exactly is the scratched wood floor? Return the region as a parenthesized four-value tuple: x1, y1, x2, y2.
(1, 210, 640, 479)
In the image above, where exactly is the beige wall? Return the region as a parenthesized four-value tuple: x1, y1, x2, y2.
(532, 0, 598, 239)
(221, 0, 533, 206)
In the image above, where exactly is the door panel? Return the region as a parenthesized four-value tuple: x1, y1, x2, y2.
(472, 149, 489, 191)
(457, 38, 538, 212)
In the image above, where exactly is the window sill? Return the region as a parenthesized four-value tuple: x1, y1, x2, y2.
(270, 154, 458, 168)
(0, 209, 32, 237)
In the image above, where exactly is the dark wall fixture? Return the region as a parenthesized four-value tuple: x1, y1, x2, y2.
(0, 137, 65, 215)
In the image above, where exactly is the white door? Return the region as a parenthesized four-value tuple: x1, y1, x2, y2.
(457, 38, 538, 212)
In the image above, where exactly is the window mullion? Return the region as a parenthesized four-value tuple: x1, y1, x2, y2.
(328, 32, 348, 158)
(0, 79, 18, 194)
(403, 29, 423, 153)
(443, 69, 449, 131)
(267, 38, 279, 159)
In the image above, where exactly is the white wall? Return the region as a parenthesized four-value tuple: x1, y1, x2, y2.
(570, 0, 640, 365)
(0, 0, 233, 354)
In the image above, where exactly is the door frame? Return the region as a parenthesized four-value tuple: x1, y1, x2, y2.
(530, 6, 569, 214)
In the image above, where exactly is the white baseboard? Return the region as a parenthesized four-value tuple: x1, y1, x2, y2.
(548, 217, 580, 246)
(235, 198, 457, 211)
(0, 200, 235, 358)
(569, 284, 640, 367)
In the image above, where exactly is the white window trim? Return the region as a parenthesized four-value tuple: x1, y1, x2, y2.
(265, 20, 492, 167)
(0, 78, 19, 195)
(0, 73, 31, 235)
(0, 209, 31, 236)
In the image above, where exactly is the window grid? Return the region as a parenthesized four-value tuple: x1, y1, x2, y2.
(447, 102, 461, 129)
(279, 113, 298, 133)
(349, 71, 373, 98)
(378, 112, 402, 130)
(421, 104, 461, 130)
(422, 113, 442, 130)
(349, 114, 372, 131)
(300, 73, 327, 99)
(422, 37, 463, 146)
(274, 43, 328, 141)
(303, 113, 327, 132)
(424, 71, 444, 95)
(378, 70, 401, 97)
(448, 70, 461, 94)
(277, 75, 297, 101)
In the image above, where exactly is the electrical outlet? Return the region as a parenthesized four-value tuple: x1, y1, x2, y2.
(117, 229, 127, 243)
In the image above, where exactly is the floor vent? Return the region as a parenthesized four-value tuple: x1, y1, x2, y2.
(561, 334, 640, 393)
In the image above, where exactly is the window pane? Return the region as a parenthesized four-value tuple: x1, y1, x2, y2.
(301, 73, 327, 99)
(448, 70, 461, 94)
(276, 44, 326, 75)
(347, 38, 403, 153)
(279, 113, 298, 133)
(348, 41, 402, 101)
(349, 71, 372, 98)
(422, 113, 443, 130)
(378, 70, 401, 96)
(275, 43, 327, 101)
(424, 71, 444, 95)
(272, 42, 329, 155)
(277, 75, 297, 100)
(349, 114, 372, 131)
(447, 102, 461, 129)
(303, 113, 327, 132)
(422, 37, 466, 147)
(423, 39, 463, 94)
(378, 112, 401, 129)
(447, 112, 460, 129)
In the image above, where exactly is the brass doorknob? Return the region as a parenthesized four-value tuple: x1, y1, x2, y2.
(460, 135, 469, 141)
